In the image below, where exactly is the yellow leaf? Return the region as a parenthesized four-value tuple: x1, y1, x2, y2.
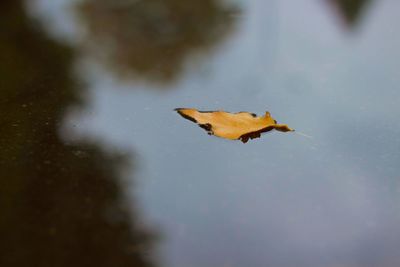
(175, 108, 294, 143)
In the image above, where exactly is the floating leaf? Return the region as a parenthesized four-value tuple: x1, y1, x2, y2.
(175, 108, 294, 143)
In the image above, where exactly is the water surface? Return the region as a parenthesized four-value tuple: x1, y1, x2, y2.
(2, 0, 400, 267)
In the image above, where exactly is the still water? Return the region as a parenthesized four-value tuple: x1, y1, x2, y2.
(1, 0, 400, 266)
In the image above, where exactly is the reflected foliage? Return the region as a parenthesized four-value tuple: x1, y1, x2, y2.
(328, 0, 372, 28)
(0, 1, 156, 266)
(78, 0, 238, 83)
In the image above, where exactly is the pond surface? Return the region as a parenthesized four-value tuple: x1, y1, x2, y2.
(2, 0, 400, 267)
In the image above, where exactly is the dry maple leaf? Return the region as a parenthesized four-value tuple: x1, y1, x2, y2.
(175, 108, 294, 143)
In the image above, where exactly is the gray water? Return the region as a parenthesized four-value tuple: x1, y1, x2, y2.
(2, 0, 400, 267)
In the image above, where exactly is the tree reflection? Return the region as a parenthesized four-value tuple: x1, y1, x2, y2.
(0, 1, 157, 267)
(328, 0, 372, 28)
(77, 0, 238, 83)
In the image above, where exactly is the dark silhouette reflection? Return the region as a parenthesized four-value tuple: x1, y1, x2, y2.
(0, 1, 157, 267)
(77, 0, 238, 83)
(328, 0, 372, 28)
